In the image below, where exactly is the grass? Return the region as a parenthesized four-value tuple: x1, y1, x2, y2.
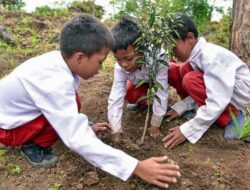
(101, 54, 115, 73)
(7, 164, 21, 175)
(0, 149, 7, 157)
(48, 183, 62, 190)
(229, 107, 250, 139)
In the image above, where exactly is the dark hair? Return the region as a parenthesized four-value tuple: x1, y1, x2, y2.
(111, 16, 141, 52)
(170, 13, 198, 40)
(60, 14, 114, 57)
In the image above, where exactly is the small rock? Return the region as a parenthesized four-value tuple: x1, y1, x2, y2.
(181, 178, 193, 189)
(179, 153, 189, 159)
(0, 24, 14, 44)
(76, 183, 83, 190)
(83, 171, 99, 186)
(243, 136, 250, 143)
(191, 172, 198, 178)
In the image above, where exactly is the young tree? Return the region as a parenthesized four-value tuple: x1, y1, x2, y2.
(110, 0, 214, 31)
(134, 11, 181, 143)
(230, 0, 250, 67)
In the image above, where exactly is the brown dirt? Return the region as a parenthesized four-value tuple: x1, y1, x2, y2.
(1, 71, 250, 190)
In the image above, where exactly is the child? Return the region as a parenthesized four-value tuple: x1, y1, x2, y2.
(163, 13, 250, 149)
(108, 16, 169, 143)
(0, 15, 180, 188)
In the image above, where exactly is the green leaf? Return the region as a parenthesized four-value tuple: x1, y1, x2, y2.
(136, 60, 146, 65)
(155, 81, 164, 91)
(242, 116, 250, 138)
(228, 107, 241, 138)
(135, 79, 148, 88)
(157, 59, 167, 65)
(154, 95, 161, 104)
(134, 37, 142, 46)
(136, 95, 148, 104)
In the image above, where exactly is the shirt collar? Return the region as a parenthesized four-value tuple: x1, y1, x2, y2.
(189, 37, 206, 61)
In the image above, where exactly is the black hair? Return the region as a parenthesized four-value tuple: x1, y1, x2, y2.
(170, 13, 198, 40)
(60, 14, 114, 57)
(111, 16, 141, 52)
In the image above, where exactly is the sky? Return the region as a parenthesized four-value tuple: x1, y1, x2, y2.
(22, 0, 233, 20)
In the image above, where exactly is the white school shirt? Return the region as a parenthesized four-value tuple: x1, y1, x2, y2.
(108, 50, 168, 133)
(0, 51, 138, 181)
(174, 37, 250, 144)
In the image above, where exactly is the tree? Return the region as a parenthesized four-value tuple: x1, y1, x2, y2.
(230, 0, 250, 67)
(110, 0, 214, 31)
(134, 11, 180, 143)
(0, 0, 25, 10)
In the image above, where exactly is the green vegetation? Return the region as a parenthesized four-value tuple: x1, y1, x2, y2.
(229, 107, 250, 139)
(7, 163, 21, 175)
(0, 0, 232, 76)
(134, 10, 179, 143)
(0, 0, 25, 10)
(48, 183, 62, 190)
(0, 149, 7, 157)
(71, 0, 105, 18)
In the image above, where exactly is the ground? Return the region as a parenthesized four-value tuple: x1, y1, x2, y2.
(0, 71, 250, 190)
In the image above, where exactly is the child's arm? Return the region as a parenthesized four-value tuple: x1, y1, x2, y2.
(133, 156, 181, 188)
(170, 96, 197, 117)
(165, 96, 197, 121)
(108, 64, 127, 134)
(149, 62, 168, 139)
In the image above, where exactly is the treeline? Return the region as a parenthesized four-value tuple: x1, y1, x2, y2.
(0, 0, 232, 48)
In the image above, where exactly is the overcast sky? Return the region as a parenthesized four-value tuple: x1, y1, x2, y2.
(22, 0, 233, 20)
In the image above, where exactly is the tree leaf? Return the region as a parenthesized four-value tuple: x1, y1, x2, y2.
(135, 79, 148, 88)
(136, 95, 148, 104)
(136, 60, 146, 65)
(155, 81, 164, 91)
(154, 95, 161, 105)
(158, 59, 167, 65)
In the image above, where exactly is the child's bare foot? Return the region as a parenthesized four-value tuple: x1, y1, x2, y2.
(149, 126, 162, 139)
(112, 133, 121, 144)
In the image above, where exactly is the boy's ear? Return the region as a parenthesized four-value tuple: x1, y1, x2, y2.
(186, 32, 195, 40)
(74, 52, 87, 65)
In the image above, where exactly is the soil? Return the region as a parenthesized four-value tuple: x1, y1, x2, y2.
(0, 71, 250, 190)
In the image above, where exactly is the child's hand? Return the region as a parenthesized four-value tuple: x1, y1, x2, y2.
(162, 126, 186, 149)
(166, 110, 179, 122)
(149, 126, 162, 139)
(91, 122, 110, 135)
(133, 156, 181, 189)
(112, 132, 121, 144)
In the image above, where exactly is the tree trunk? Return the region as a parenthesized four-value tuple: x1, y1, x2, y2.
(230, 0, 250, 66)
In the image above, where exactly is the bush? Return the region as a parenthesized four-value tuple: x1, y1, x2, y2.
(0, 0, 25, 11)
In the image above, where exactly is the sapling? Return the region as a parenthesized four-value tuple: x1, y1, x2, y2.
(134, 10, 182, 143)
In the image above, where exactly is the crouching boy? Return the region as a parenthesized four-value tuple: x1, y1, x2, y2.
(163, 13, 250, 149)
(108, 16, 169, 143)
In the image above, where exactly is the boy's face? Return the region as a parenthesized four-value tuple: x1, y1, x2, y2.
(173, 32, 196, 62)
(114, 44, 141, 72)
(72, 47, 110, 79)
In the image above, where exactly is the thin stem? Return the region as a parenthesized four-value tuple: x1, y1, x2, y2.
(141, 100, 150, 142)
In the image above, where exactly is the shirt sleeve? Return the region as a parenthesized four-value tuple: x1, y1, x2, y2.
(180, 60, 237, 143)
(108, 64, 127, 133)
(34, 89, 138, 181)
(150, 52, 169, 127)
(171, 96, 197, 116)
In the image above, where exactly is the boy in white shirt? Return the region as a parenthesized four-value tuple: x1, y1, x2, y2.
(108, 16, 169, 143)
(163, 13, 250, 149)
(0, 15, 180, 189)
